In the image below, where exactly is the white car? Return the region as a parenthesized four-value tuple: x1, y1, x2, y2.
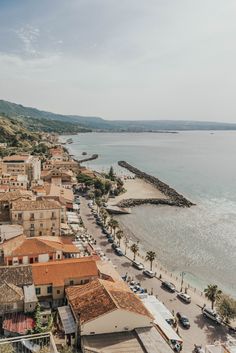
(143, 269, 155, 278)
(132, 261, 144, 270)
(177, 292, 191, 303)
(203, 307, 222, 324)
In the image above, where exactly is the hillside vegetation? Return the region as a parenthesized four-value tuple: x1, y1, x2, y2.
(1, 99, 236, 131)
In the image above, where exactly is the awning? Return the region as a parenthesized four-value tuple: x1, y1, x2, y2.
(58, 306, 76, 335)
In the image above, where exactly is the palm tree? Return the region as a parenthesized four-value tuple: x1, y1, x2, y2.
(145, 251, 156, 271)
(204, 284, 222, 309)
(116, 230, 124, 246)
(95, 197, 102, 214)
(108, 218, 119, 237)
(130, 243, 139, 261)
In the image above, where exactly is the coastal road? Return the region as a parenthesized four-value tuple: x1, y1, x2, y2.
(79, 197, 232, 352)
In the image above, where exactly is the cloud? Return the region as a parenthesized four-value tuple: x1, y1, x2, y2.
(15, 25, 41, 57)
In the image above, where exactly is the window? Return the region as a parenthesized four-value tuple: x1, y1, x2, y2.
(18, 213, 22, 220)
(57, 290, 60, 294)
(69, 280, 74, 286)
(57, 254, 60, 259)
(30, 213, 35, 220)
(8, 260, 12, 266)
(39, 231, 42, 236)
(47, 286, 52, 294)
(30, 224, 34, 229)
(52, 212, 55, 219)
(40, 223, 43, 228)
(35, 257, 38, 262)
(30, 258, 34, 264)
(49, 255, 53, 260)
(35, 288, 41, 295)
(19, 259, 22, 264)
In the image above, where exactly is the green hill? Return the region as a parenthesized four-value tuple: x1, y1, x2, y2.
(1, 99, 236, 132)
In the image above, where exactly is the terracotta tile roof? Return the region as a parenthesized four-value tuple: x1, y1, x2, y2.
(0, 282, 24, 304)
(32, 258, 98, 286)
(66, 279, 153, 324)
(10, 237, 80, 257)
(0, 265, 33, 287)
(44, 184, 74, 202)
(0, 190, 32, 202)
(3, 313, 35, 335)
(11, 199, 61, 211)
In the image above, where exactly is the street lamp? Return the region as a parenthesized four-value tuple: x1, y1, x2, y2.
(180, 271, 186, 292)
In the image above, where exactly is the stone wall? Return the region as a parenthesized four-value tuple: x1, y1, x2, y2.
(118, 161, 194, 207)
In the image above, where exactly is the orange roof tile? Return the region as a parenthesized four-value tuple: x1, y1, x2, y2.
(32, 258, 98, 286)
(11, 199, 61, 211)
(66, 279, 153, 324)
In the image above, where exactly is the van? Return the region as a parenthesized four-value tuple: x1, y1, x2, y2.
(202, 307, 222, 324)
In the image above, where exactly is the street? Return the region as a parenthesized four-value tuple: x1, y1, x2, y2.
(79, 197, 232, 352)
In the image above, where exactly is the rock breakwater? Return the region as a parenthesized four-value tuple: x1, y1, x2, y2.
(118, 161, 194, 208)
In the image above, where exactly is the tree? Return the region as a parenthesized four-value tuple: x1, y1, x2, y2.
(130, 243, 139, 261)
(59, 345, 74, 353)
(145, 251, 156, 271)
(95, 198, 102, 213)
(38, 347, 50, 353)
(116, 230, 124, 246)
(0, 344, 15, 353)
(216, 294, 236, 324)
(108, 218, 119, 236)
(108, 166, 115, 181)
(204, 284, 222, 309)
(100, 209, 108, 225)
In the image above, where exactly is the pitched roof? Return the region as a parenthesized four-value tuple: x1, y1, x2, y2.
(0, 282, 24, 303)
(44, 183, 74, 203)
(0, 265, 33, 287)
(11, 199, 61, 211)
(66, 279, 153, 324)
(3, 154, 31, 162)
(3, 313, 35, 335)
(11, 237, 80, 257)
(0, 190, 32, 202)
(32, 258, 98, 286)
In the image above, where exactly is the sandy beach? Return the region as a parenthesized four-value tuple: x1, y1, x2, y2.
(108, 177, 167, 206)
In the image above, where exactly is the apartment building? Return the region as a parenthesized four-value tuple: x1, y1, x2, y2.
(2, 154, 41, 181)
(11, 200, 62, 237)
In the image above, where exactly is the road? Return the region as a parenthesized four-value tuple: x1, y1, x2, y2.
(79, 197, 232, 352)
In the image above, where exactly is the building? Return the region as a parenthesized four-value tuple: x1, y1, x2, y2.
(44, 183, 74, 208)
(32, 258, 99, 307)
(23, 284, 38, 313)
(2, 154, 41, 181)
(0, 224, 24, 244)
(205, 340, 236, 353)
(41, 168, 76, 188)
(3, 236, 81, 266)
(0, 174, 29, 192)
(0, 282, 24, 316)
(66, 278, 153, 339)
(11, 199, 62, 237)
(0, 190, 32, 222)
(42, 159, 78, 172)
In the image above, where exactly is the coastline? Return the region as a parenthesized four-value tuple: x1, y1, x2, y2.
(118, 161, 194, 207)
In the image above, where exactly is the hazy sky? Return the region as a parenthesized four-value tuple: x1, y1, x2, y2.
(0, 0, 236, 121)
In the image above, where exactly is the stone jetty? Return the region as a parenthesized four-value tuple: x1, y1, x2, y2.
(118, 161, 195, 208)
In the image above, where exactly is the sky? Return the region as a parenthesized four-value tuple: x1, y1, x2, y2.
(0, 0, 236, 122)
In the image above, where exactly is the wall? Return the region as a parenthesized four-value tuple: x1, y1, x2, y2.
(81, 309, 153, 336)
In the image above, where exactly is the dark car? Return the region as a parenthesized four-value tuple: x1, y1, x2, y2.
(161, 281, 176, 293)
(112, 243, 119, 250)
(176, 312, 190, 329)
(107, 237, 114, 243)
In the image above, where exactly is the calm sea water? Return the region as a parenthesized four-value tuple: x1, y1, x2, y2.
(64, 132, 236, 296)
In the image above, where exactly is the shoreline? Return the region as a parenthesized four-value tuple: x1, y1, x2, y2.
(118, 161, 195, 207)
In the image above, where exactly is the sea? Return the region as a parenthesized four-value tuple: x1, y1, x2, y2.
(63, 132, 236, 297)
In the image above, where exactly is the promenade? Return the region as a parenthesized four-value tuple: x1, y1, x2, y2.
(80, 197, 231, 353)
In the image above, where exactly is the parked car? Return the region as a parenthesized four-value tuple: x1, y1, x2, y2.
(161, 281, 176, 293)
(107, 237, 114, 243)
(176, 312, 190, 329)
(202, 307, 222, 324)
(177, 292, 191, 303)
(111, 243, 119, 250)
(132, 261, 144, 270)
(143, 269, 155, 278)
(115, 248, 123, 256)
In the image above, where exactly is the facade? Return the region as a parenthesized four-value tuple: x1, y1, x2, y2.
(0, 190, 32, 222)
(32, 258, 98, 307)
(66, 278, 153, 340)
(0, 282, 24, 316)
(41, 168, 76, 188)
(4, 236, 80, 266)
(23, 284, 38, 313)
(43, 160, 78, 172)
(0, 174, 29, 192)
(11, 200, 62, 237)
(2, 154, 41, 181)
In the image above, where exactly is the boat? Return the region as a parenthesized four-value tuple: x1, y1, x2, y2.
(82, 152, 87, 155)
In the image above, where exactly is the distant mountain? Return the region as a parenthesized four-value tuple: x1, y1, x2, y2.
(1, 99, 236, 132)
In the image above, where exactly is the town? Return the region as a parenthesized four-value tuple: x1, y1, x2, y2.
(0, 136, 235, 353)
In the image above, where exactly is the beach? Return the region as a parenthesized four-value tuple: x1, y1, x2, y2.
(108, 177, 167, 207)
